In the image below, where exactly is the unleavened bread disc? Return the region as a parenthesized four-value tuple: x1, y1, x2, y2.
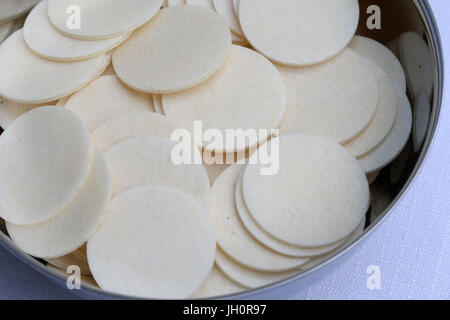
(91, 112, 179, 152)
(344, 65, 399, 157)
(211, 165, 308, 271)
(235, 169, 348, 257)
(47, 0, 163, 40)
(105, 136, 211, 208)
(87, 185, 216, 299)
(358, 90, 412, 174)
(64, 75, 154, 132)
(239, 0, 359, 66)
(24, 1, 130, 62)
(349, 35, 406, 92)
(242, 134, 369, 247)
(212, 0, 244, 37)
(0, 30, 107, 104)
(162, 45, 286, 153)
(113, 5, 231, 93)
(7, 149, 111, 259)
(190, 264, 246, 298)
(215, 248, 298, 289)
(0, 106, 91, 225)
(278, 48, 379, 144)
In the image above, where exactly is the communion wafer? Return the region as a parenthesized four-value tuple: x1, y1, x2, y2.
(24, 1, 130, 62)
(215, 249, 298, 288)
(242, 134, 369, 247)
(87, 185, 216, 299)
(0, 0, 39, 24)
(235, 170, 347, 257)
(191, 265, 246, 298)
(105, 136, 210, 208)
(7, 149, 111, 259)
(0, 31, 107, 104)
(278, 48, 379, 144)
(64, 75, 154, 132)
(113, 6, 231, 94)
(358, 91, 412, 174)
(0, 106, 92, 225)
(212, 0, 244, 37)
(211, 165, 308, 271)
(344, 65, 399, 157)
(162, 45, 286, 153)
(349, 35, 406, 92)
(239, 0, 359, 66)
(91, 112, 178, 152)
(47, 0, 163, 40)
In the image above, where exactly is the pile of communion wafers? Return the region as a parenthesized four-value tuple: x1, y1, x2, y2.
(0, 0, 412, 299)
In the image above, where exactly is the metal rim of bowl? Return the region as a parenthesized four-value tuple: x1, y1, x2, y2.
(0, 0, 444, 300)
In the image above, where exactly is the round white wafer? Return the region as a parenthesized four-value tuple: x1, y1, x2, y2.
(162, 45, 286, 153)
(0, 31, 108, 104)
(0, 0, 39, 24)
(211, 165, 308, 271)
(349, 35, 406, 92)
(359, 91, 412, 174)
(215, 249, 298, 288)
(212, 0, 244, 37)
(239, 0, 359, 66)
(88, 185, 216, 299)
(113, 6, 231, 94)
(7, 149, 111, 258)
(0, 106, 92, 225)
(47, 0, 163, 40)
(344, 66, 399, 157)
(235, 170, 347, 257)
(65, 75, 154, 132)
(300, 216, 365, 270)
(242, 134, 369, 247)
(23, 1, 130, 62)
(91, 112, 178, 152)
(187, 0, 213, 9)
(46, 253, 91, 275)
(0, 97, 40, 129)
(105, 136, 210, 208)
(278, 48, 378, 144)
(191, 265, 246, 298)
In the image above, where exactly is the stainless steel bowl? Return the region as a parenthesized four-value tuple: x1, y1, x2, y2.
(0, 0, 444, 299)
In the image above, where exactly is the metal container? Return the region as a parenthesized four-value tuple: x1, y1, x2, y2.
(0, 0, 444, 299)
